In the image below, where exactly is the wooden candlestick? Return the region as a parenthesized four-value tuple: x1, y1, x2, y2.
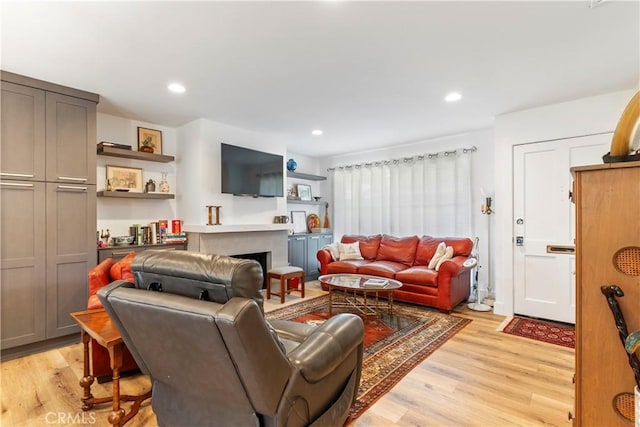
(206, 205, 222, 225)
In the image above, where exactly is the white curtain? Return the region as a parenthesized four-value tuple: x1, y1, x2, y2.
(332, 151, 472, 238)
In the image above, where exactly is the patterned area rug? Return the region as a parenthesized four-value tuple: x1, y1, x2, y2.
(266, 294, 471, 421)
(502, 316, 575, 348)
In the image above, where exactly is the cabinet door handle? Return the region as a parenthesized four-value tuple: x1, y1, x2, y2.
(0, 182, 34, 188)
(295, 237, 305, 241)
(57, 185, 87, 191)
(0, 172, 34, 178)
(310, 236, 320, 240)
(58, 176, 87, 182)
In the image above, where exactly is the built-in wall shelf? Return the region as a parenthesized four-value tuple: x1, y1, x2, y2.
(97, 191, 175, 199)
(287, 171, 326, 181)
(97, 146, 175, 163)
(287, 199, 325, 205)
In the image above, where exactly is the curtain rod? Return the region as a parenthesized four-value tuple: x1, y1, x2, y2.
(326, 145, 477, 171)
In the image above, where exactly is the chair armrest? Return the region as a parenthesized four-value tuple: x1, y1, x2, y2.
(287, 313, 364, 383)
(96, 280, 136, 306)
(88, 258, 116, 298)
(268, 319, 317, 344)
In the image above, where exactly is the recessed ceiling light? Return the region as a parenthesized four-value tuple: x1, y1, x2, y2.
(168, 83, 186, 93)
(311, 129, 323, 136)
(444, 92, 462, 102)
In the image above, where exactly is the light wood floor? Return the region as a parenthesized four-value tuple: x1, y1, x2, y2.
(1, 282, 574, 426)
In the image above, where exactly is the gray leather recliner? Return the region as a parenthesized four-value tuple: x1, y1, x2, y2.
(97, 250, 364, 427)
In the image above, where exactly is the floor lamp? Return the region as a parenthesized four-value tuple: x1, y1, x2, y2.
(481, 196, 495, 307)
(468, 236, 491, 312)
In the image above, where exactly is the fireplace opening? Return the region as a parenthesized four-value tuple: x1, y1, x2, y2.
(231, 252, 268, 289)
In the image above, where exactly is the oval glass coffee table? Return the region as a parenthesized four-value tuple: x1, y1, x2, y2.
(318, 274, 402, 317)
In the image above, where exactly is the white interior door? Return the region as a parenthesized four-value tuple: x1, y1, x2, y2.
(513, 134, 610, 323)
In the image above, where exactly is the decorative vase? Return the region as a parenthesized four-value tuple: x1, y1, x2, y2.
(286, 158, 297, 172)
(140, 145, 154, 153)
(323, 202, 331, 229)
(145, 179, 156, 193)
(159, 172, 170, 193)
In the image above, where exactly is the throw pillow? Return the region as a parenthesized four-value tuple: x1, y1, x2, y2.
(109, 252, 136, 282)
(428, 242, 447, 269)
(435, 246, 454, 271)
(323, 242, 340, 261)
(338, 242, 364, 261)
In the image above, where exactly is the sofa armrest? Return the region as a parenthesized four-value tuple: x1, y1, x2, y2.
(317, 249, 333, 275)
(438, 255, 472, 279)
(434, 255, 474, 312)
(287, 313, 364, 383)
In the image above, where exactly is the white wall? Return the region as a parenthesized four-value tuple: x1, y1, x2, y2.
(176, 118, 289, 227)
(317, 128, 495, 296)
(96, 113, 178, 237)
(493, 89, 636, 317)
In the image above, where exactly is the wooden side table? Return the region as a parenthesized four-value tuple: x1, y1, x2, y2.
(70, 309, 151, 426)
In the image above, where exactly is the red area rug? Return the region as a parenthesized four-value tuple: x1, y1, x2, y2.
(266, 294, 470, 421)
(502, 316, 575, 348)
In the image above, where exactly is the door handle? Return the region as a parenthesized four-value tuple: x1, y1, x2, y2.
(58, 176, 87, 182)
(0, 182, 34, 188)
(57, 185, 88, 191)
(546, 245, 575, 254)
(0, 172, 34, 178)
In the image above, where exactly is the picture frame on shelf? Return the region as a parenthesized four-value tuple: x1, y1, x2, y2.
(291, 210, 307, 234)
(106, 165, 143, 192)
(297, 184, 312, 201)
(137, 127, 163, 154)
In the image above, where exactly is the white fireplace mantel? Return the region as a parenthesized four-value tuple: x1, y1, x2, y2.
(183, 224, 291, 233)
(185, 224, 290, 271)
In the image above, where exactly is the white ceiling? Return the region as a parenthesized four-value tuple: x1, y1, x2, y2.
(2, 1, 638, 157)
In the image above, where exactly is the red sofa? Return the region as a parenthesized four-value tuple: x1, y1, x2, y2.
(317, 234, 474, 313)
(87, 252, 139, 382)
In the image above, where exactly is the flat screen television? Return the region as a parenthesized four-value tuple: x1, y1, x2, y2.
(221, 143, 284, 197)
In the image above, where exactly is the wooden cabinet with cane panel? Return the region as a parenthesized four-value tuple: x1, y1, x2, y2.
(572, 161, 640, 426)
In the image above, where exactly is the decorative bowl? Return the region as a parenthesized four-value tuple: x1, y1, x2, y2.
(313, 196, 322, 201)
(113, 235, 134, 245)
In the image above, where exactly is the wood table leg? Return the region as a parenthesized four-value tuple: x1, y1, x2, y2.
(107, 344, 125, 426)
(329, 286, 333, 315)
(79, 330, 95, 411)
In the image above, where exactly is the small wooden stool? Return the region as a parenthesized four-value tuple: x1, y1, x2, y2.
(267, 266, 305, 304)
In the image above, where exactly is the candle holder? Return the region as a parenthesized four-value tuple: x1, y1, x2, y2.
(206, 205, 221, 226)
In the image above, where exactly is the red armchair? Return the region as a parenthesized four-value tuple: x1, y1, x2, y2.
(87, 252, 139, 382)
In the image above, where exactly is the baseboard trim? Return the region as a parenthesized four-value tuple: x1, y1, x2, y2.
(1, 334, 80, 361)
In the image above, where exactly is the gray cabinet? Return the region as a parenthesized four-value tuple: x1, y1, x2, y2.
(288, 235, 307, 275)
(0, 81, 46, 181)
(0, 72, 98, 351)
(319, 234, 333, 248)
(306, 234, 322, 279)
(0, 181, 46, 349)
(288, 233, 332, 280)
(97, 242, 188, 263)
(45, 92, 97, 184)
(45, 183, 96, 338)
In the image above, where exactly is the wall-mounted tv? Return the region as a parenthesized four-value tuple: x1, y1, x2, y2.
(221, 143, 284, 197)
